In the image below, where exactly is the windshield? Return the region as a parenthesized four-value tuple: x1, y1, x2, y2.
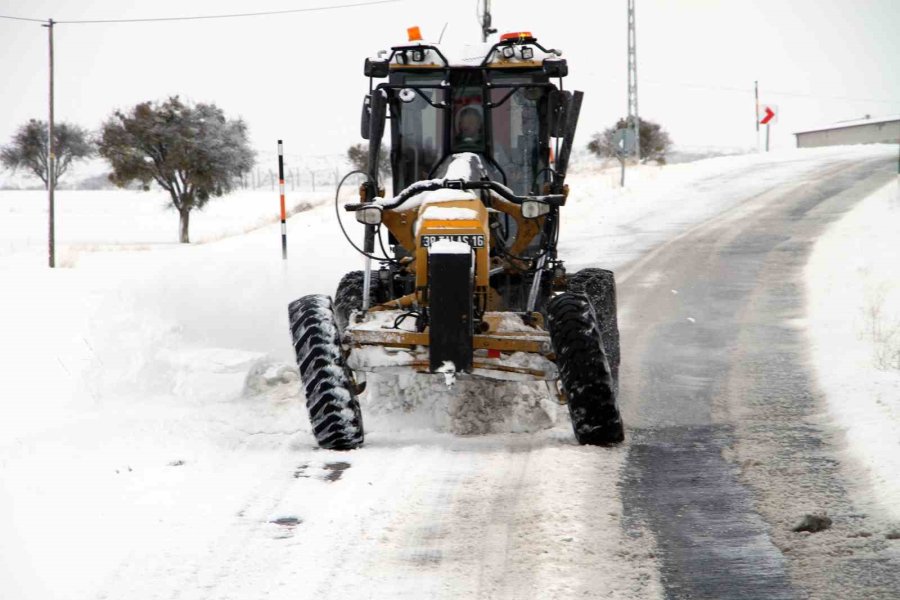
(388, 72, 551, 194)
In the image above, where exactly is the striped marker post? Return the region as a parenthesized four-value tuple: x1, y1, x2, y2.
(277, 140, 287, 259)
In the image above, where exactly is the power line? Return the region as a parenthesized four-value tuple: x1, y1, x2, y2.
(0, 0, 399, 25)
(0, 14, 46, 23)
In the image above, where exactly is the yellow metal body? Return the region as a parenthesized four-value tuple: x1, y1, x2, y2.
(414, 198, 489, 289)
(380, 193, 545, 314)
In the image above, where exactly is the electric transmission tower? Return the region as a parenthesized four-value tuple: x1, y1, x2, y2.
(627, 0, 640, 161)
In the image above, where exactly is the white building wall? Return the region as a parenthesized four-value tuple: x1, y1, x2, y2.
(795, 120, 900, 148)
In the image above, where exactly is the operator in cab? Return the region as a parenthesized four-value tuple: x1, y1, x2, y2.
(453, 105, 484, 151)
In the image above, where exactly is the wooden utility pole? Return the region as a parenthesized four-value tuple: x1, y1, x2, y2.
(44, 18, 56, 268)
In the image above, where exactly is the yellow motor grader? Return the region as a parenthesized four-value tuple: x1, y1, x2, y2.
(288, 30, 623, 449)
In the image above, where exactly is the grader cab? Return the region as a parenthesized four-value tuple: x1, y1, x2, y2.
(288, 30, 624, 450)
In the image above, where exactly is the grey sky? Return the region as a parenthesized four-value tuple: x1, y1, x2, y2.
(1, 0, 898, 165)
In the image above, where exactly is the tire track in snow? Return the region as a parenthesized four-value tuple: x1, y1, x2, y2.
(309, 431, 661, 600)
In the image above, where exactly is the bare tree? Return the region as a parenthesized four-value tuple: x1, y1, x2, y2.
(1, 119, 94, 188)
(98, 97, 254, 243)
(347, 142, 390, 179)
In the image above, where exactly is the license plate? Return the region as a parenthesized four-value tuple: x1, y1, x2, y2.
(420, 234, 485, 249)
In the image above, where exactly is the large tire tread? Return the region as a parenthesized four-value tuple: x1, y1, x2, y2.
(334, 271, 380, 330)
(567, 268, 621, 392)
(548, 292, 624, 446)
(288, 294, 364, 450)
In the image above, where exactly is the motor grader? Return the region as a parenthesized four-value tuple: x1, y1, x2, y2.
(288, 29, 623, 449)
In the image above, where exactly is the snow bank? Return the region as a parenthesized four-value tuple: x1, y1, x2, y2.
(806, 177, 900, 520)
(559, 144, 897, 272)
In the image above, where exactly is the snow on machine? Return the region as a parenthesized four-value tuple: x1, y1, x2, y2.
(288, 28, 623, 449)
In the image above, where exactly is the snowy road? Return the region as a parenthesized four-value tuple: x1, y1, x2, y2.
(2, 146, 898, 599)
(617, 154, 899, 598)
(83, 429, 660, 600)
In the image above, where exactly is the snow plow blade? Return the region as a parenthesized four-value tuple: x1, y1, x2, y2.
(344, 310, 558, 382)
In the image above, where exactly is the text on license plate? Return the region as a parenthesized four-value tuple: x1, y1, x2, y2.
(420, 234, 485, 249)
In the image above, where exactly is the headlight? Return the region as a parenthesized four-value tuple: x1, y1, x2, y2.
(411, 48, 425, 62)
(501, 46, 515, 59)
(520, 46, 534, 60)
(355, 205, 383, 225)
(522, 200, 550, 219)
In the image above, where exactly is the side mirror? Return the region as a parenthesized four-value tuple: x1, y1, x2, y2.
(368, 89, 387, 145)
(367, 89, 388, 182)
(542, 58, 568, 78)
(553, 90, 583, 189)
(360, 95, 371, 140)
(549, 90, 571, 138)
(364, 57, 390, 78)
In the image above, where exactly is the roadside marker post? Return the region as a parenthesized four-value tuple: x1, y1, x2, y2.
(277, 140, 287, 260)
(759, 105, 777, 152)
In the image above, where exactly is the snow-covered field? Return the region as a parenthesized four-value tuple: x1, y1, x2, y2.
(0, 188, 334, 264)
(0, 145, 896, 598)
(807, 176, 900, 520)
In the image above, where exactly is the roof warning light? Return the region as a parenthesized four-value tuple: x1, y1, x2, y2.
(500, 31, 533, 41)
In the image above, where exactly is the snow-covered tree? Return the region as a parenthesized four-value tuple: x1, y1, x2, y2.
(0, 119, 94, 189)
(98, 97, 254, 243)
(587, 117, 672, 164)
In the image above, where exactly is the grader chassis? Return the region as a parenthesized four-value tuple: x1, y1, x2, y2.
(288, 29, 623, 449)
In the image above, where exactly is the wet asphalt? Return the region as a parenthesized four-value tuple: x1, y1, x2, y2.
(616, 156, 899, 599)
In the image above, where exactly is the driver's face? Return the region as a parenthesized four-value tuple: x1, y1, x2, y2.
(460, 113, 481, 136)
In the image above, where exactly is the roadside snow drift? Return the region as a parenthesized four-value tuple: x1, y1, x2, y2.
(806, 176, 900, 520)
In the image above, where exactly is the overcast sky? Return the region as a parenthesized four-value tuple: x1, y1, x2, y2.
(1, 0, 898, 169)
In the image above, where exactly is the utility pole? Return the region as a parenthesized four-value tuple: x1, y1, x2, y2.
(627, 0, 640, 162)
(754, 80, 760, 152)
(480, 0, 496, 43)
(43, 18, 56, 268)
